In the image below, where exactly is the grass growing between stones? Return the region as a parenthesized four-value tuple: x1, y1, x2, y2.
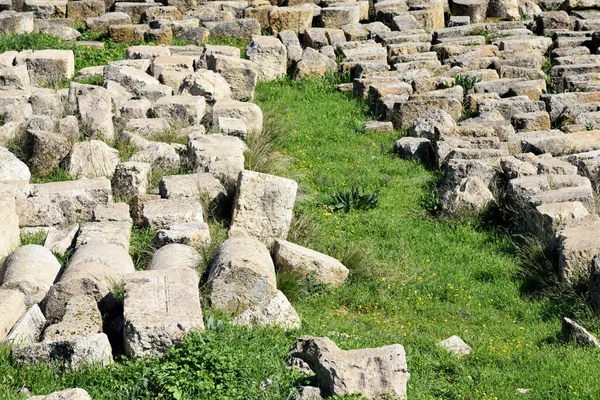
(2, 77, 600, 399)
(128, 226, 155, 271)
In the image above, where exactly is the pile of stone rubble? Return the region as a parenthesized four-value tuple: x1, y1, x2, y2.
(2, 0, 600, 397)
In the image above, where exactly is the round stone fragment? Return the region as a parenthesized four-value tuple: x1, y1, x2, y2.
(147, 243, 202, 272)
(0, 245, 61, 306)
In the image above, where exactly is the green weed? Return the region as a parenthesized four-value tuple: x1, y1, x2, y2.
(453, 74, 482, 92)
(31, 168, 74, 184)
(129, 226, 155, 271)
(20, 231, 47, 246)
(324, 187, 379, 213)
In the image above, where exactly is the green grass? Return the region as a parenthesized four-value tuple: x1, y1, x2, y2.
(20, 231, 46, 246)
(30, 167, 74, 184)
(2, 76, 600, 399)
(206, 37, 249, 58)
(129, 226, 155, 271)
(252, 76, 600, 399)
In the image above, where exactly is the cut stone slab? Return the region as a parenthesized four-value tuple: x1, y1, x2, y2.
(186, 133, 245, 184)
(123, 267, 204, 357)
(180, 69, 231, 103)
(75, 221, 132, 251)
(43, 295, 102, 341)
(363, 120, 393, 133)
(394, 137, 432, 161)
(207, 237, 277, 316)
(527, 130, 600, 157)
(17, 177, 112, 227)
(0, 146, 30, 183)
(273, 239, 348, 286)
(159, 173, 227, 212)
(152, 95, 206, 126)
(229, 170, 298, 246)
(232, 290, 301, 330)
(4, 304, 45, 346)
(440, 177, 495, 216)
(43, 224, 78, 256)
(147, 243, 201, 272)
(529, 202, 589, 238)
(0, 289, 26, 341)
(438, 335, 472, 355)
(290, 336, 410, 399)
(103, 64, 161, 96)
(70, 83, 115, 141)
(152, 221, 211, 248)
(555, 215, 600, 285)
(67, 140, 120, 179)
(141, 198, 203, 230)
(25, 50, 74, 86)
(0, 11, 34, 34)
(12, 333, 113, 369)
(24, 129, 70, 176)
(212, 99, 263, 136)
(0, 245, 61, 306)
(0, 196, 20, 258)
(92, 203, 132, 223)
(111, 161, 151, 201)
(206, 54, 258, 101)
(562, 317, 600, 347)
(29, 388, 92, 400)
(245, 36, 287, 82)
(269, 5, 313, 35)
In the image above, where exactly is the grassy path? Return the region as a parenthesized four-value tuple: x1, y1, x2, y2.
(254, 77, 600, 399)
(1, 76, 599, 399)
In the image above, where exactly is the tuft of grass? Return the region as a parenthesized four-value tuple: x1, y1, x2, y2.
(115, 138, 137, 162)
(148, 167, 191, 193)
(148, 122, 189, 145)
(20, 231, 47, 246)
(4, 127, 27, 162)
(109, 281, 125, 306)
(542, 55, 552, 87)
(31, 168, 74, 184)
(74, 74, 104, 86)
(198, 221, 228, 279)
(129, 226, 155, 271)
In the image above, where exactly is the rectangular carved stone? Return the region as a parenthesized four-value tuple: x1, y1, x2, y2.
(123, 268, 204, 357)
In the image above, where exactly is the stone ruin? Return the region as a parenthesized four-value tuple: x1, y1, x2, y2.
(1, 0, 600, 397)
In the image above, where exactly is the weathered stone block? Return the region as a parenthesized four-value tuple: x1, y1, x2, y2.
(123, 268, 204, 357)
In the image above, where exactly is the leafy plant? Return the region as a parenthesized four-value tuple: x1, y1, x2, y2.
(453, 74, 482, 92)
(325, 187, 379, 213)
